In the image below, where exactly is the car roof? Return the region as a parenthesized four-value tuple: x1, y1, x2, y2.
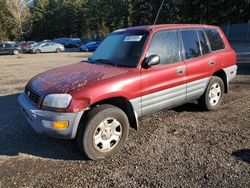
(115, 24, 220, 32)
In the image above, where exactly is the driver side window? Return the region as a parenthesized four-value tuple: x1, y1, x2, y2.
(147, 30, 181, 65)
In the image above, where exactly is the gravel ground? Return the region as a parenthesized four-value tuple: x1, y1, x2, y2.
(0, 53, 249, 187)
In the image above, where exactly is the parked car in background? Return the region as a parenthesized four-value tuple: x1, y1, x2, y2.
(19, 41, 36, 52)
(0, 42, 21, 55)
(53, 38, 69, 45)
(64, 38, 81, 48)
(29, 42, 65, 54)
(22, 42, 41, 53)
(79, 41, 100, 52)
(3, 41, 18, 45)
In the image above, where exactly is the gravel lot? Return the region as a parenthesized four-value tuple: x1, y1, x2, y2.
(0, 52, 249, 187)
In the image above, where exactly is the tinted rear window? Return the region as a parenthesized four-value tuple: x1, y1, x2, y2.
(181, 30, 201, 59)
(205, 29, 225, 51)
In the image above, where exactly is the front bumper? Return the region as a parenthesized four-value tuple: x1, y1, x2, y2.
(18, 93, 84, 139)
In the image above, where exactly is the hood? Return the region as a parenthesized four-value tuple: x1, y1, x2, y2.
(27, 61, 129, 95)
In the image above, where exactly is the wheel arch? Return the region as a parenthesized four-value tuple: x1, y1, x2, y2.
(80, 96, 138, 130)
(212, 69, 228, 93)
(35, 48, 42, 53)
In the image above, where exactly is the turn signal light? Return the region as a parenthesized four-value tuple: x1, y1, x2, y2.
(53, 121, 69, 129)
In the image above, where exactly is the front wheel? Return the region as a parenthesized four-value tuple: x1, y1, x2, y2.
(56, 48, 61, 53)
(76, 104, 129, 160)
(13, 49, 19, 55)
(35, 49, 41, 54)
(198, 76, 224, 111)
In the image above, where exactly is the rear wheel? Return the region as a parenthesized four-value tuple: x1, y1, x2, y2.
(76, 104, 129, 160)
(13, 49, 19, 55)
(56, 48, 61, 53)
(198, 76, 224, 111)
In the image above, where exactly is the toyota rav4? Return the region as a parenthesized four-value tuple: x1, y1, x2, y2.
(18, 24, 237, 160)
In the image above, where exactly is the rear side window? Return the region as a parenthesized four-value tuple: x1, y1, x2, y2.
(181, 30, 201, 59)
(205, 29, 225, 51)
(147, 30, 181, 65)
(197, 30, 210, 55)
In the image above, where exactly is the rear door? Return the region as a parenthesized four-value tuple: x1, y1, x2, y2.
(140, 30, 186, 116)
(205, 28, 227, 67)
(180, 29, 216, 100)
(47, 43, 56, 52)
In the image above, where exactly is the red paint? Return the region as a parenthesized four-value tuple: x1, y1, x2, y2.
(27, 24, 236, 113)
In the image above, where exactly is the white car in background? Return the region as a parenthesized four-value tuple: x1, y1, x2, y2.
(29, 42, 65, 54)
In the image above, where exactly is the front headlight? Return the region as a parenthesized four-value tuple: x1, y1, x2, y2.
(43, 94, 72, 108)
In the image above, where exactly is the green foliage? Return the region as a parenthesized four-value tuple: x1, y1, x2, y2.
(30, 0, 86, 39)
(0, 0, 18, 40)
(0, 0, 8, 40)
(0, 0, 249, 41)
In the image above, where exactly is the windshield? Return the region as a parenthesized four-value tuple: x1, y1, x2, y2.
(40, 43, 47, 47)
(89, 30, 149, 68)
(31, 42, 42, 47)
(86, 42, 95, 45)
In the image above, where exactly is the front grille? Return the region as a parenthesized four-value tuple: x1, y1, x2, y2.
(25, 87, 41, 106)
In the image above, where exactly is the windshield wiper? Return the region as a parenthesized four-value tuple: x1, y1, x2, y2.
(94, 59, 119, 67)
(86, 58, 130, 67)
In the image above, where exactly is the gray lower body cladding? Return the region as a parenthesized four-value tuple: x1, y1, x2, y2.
(130, 77, 210, 117)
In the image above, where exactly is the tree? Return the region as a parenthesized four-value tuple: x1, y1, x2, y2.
(6, 0, 31, 40)
(30, 0, 87, 40)
(0, 0, 9, 40)
(1, 0, 250, 41)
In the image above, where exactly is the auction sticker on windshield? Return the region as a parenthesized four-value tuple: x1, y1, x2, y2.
(124, 35, 143, 42)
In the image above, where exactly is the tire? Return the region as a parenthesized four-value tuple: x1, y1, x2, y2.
(76, 104, 129, 160)
(56, 48, 61, 53)
(85, 48, 89, 52)
(35, 49, 41, 54)
(198, 76, 224, 111)
(13, 49, 19, 55)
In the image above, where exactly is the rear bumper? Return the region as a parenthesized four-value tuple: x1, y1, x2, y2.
(18, 93, 84, 139)
(223, 65, 237, 82)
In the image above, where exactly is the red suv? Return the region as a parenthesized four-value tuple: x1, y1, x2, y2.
(18, 24, 237, 160)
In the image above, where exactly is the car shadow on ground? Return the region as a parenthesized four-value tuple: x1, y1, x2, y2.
(232, 149, 250, 164)
(0, 93, 87, 160)
(172, 102, 204, 112)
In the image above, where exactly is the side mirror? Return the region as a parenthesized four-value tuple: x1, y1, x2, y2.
(142, 55, 160, 68)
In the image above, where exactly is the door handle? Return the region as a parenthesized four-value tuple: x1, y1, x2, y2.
(176, 69, 185, 75)
(208, 60, 216, 66)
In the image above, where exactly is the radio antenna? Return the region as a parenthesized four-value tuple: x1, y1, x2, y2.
(153, 0, 166, 25)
